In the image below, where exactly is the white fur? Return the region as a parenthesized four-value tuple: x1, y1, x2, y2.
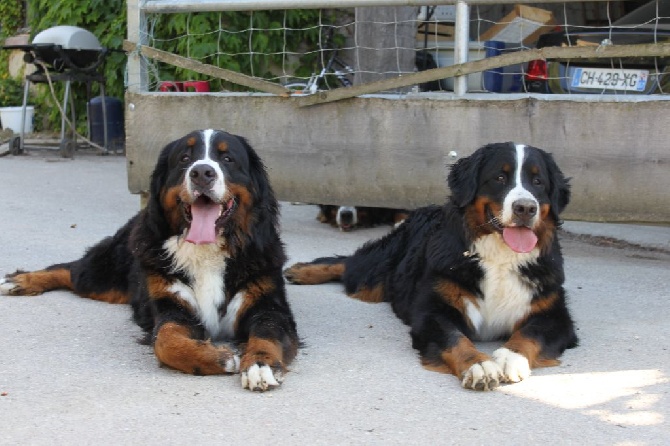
(224, 355, 241, 374)
(492, 347, 531, 383)
(461, 359, 504, 391)
(220, 291, 244, 339)
(468, 233, 539, 341)
(0, 277, 16, 295)
(184, 129, 226, 200)
(336, 206, 358, 229)
(164, 236, 228, 338)
(501, 144, 539, 227)
(242, 363, 281, 391)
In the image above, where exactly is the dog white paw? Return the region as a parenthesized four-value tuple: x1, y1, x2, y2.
(0, 277, 17, 295)
(461, 360, 504, 391)
(225, 355, 241, 374)
(492, 347, 531, 383)
(241, 363, 282, 391)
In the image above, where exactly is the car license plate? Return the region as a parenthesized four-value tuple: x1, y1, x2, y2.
(571, 68, 648, 91)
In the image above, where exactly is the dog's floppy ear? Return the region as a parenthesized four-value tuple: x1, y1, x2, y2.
(448, 148, 485, 208)
(540, 149, 571, 221)
(236, 135, 280, 244)
(145, 138, 179, 233)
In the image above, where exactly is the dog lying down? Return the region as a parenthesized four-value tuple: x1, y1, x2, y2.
(317, 205, 408, 231)
(286, 142, 578, 391)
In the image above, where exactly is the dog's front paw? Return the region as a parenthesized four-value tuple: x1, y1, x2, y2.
(492, 347, 531, 383)
(283, 263, 307, 284)
(223, 354, 241, 374)
(241, 363, 283, 391)
(0, 277, 17, 295)
(461, 360, 504, 391)
(0, 275, 28, 296)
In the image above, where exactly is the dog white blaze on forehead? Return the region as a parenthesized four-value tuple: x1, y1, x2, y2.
(184, 129, 226, 200)
(501, 144, 540, 226)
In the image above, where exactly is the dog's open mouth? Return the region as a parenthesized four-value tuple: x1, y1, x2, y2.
(486, 206, 538, 254)
(183, 196, 236, 245)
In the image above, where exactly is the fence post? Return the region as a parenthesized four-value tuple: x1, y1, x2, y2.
(453, 1, 470, 96)
(127, 0, 148, 93)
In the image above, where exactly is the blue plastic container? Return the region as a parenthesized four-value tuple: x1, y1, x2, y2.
(88, 96, 124, 151)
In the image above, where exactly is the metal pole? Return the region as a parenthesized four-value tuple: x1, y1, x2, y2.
(127, 0, 148, 92)
(453, 1, 470, 96)
(61, 80, 70, 141)
(144, 0, 615, 14)
(19, 80, 30, 153)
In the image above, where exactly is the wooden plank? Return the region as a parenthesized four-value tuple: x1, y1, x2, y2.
(123, 39, 670, 106)
(293, 42, 670, 106)
(479, 4, 555, 46)
(122, 41, 291, 96)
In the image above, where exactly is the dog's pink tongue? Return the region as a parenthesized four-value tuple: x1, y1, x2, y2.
(185, 201, 221, 245)
(502, 227, 538, 253)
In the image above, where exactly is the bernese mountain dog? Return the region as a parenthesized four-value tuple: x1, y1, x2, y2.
(1, 129, 298, 392)
(285, 142, 578, 391)
(317, 205, 408, 232)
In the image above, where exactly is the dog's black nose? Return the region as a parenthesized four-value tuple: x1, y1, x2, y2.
(339, 210, 354, 225)
(189, 164, 217, 188)
(513, 199, 538, 220)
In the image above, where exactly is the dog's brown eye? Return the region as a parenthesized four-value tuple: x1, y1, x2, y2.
(223, 155, 233, 163)
(497, 174, 507, 184)
(533, 177, 543, 186)
(180, 154, 190, 163)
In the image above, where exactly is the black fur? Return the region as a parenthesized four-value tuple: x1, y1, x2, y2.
(2, 130, 298, 390)
(286, 142, 577, 391)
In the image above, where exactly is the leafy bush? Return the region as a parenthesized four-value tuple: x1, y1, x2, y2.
(8, 1, 328, 130)
(27, 0, 126, 132)
(0, 74, 24, 107)
(150, 10, 325, 90)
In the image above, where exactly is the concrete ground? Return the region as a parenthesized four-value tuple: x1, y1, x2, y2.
(0, 150, 668, 445)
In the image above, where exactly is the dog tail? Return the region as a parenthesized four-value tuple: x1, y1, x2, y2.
(283, 255, 347, 285)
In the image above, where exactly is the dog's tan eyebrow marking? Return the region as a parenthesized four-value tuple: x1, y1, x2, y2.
(217, 142, 228, 152)
(187, 137, 197, 147)
(502, 163, 511, 172)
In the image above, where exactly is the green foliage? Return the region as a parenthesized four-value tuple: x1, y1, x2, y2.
(2, 1, 326, 130)
(151, 10, 326, 90)
(27, 0, 127, 131)
(0, 0, 25, 39)
(0, 0, 28, 108)
(0, 73, 24, 107)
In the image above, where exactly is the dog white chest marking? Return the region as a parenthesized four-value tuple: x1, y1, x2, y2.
(164, 236, 232, 338)
(468, 233, 539, 341)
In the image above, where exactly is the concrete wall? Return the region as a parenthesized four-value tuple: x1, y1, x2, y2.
(125, 92, 670, 223)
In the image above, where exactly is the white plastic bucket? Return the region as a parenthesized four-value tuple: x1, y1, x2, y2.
(0, 106, 34, 134)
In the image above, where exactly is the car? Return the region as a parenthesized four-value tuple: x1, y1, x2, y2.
(525, 1, 670, 94)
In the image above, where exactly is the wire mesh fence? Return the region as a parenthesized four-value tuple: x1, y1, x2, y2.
(126, 1, 670, 101)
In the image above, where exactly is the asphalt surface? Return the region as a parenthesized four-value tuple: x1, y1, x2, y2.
(1, 150, 669, 445)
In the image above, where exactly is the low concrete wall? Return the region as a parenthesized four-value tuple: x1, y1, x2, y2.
(125, 92, 670, 223)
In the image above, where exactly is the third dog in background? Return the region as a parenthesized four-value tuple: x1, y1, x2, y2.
(317, 205, 408, 231)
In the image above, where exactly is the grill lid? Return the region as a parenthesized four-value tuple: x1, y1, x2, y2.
(32, 26, 102, 51)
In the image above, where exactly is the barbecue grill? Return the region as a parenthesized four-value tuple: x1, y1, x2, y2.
(2, 25, 112, 156)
